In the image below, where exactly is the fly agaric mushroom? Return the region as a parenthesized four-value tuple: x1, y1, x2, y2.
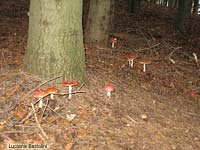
(127, 55, 138, 68)
(137, 59, 151, 72)
(63, 81, 78, 99)
(34, 90, 48, 108)
(191, 92, 196, 97)
(110, 38, 117, 48)
(46, 87, 59, 99)
(105, 83, 115, 98)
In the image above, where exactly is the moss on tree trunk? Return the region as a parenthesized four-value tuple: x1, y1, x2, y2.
(22, 0, 87, 83)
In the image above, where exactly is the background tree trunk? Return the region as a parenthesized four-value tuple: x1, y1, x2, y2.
(150, 0, 157, 4)
(168, 0, 173, 8)
(85, 0, 113, 46)
(22, 0, 87, 83)
(174, 0, 179, 8)
(128, 0, 134, 13)
(187, 0, 193, 13)
(128, 0, 141, 13)
(193, 0, 199, 14)
(175, 0, 187, 32)
(163, 0, 168, 6)
(172, 0, 177, 8)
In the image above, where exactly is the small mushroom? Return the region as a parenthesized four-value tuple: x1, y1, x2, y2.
(191, 92, 196, 97)
(127, 55, 138, 68)
(110, 38, 117, 48)
(34, 90, 48, 108)
(63, 81, 78, 99)
(141, 114, 148, 121)
(46, 87, 59, 99)
(137, 59, 151, 72)
(105, 83, 115, 98)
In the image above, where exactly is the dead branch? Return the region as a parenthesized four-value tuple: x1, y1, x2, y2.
(0, 131, 33, 135)
(31, 103, 48, 140)
(24, 75, 62, 97)
(44, 105, 65, 119)
(168, 47, 182, 64)
(40, 99, 49, 123)
(135, 43, 161, 52)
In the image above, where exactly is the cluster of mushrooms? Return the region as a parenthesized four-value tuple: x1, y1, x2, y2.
(33, 38, 152, 108)
(127, 55, 151, 72)
(34, 81, 115, 108)
(110, 38, 151, 72)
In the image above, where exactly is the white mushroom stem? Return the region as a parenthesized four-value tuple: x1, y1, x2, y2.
(38, 99, 43, 108)
(50, 94, 54, 100)
(107, 91, 111, 98)
(111, 42, 115, 48)
(128, 60, 134, 68)
(68, 85, 72, 99)
(143, 64, 146, 72)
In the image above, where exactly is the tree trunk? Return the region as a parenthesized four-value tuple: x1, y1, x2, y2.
(163, 0, 168, 6)
(129, 0, 141, 13)
(128, 0, 134, 13)
(174, 0, 179, 8)
(175, 0, 187, 32)
(22, 0, 87, 83)
(193, 0, 199, 14)
(168, 0, 173, 8)
(150, 0, 157, 4)
(85, 0, 113, 46)
(110, 0, 115, 29)
(187, 0, 193, 13)
(160, 0, 164, 5)
(172, 0, 177, 8)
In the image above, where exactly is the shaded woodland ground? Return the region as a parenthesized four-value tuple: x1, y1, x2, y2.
(0, 0, 200, 150)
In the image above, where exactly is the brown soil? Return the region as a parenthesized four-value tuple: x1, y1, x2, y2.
(0, 0, 200, 150)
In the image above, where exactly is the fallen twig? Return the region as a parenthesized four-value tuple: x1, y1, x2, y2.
(193, 52, 200, 69)
(40, 99, 49, 123)
(127, 115, 138, 124)
(135, 43, 161, 52)
(168, 47, 182, 64)
(77, 82, 86, 91)
(31, 103, 48, 140)
(0, 131, 33, 135)
(45, 105, 65, 119)
(24, 75, 62, 97)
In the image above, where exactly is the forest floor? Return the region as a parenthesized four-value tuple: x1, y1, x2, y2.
(0, 0, 200, 150)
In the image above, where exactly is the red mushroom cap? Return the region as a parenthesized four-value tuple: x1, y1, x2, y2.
(191, 92, 196, 97)
(63, 81, 78, 87)
(34, 90, 48, 98)
(46, 87, 59, 94)
(110, 38, 117, 43)
(105, 83, 115, 92)
(136, 59, 151, 64)
(127, 55, 138, 61)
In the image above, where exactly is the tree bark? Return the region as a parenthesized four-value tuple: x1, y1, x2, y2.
(150, 0, 157, 4)
(110, 0, 115, 29)
(85, 0, 113, 46)
(128, 0, 141, 13)
(187, 0, 193, 13)
(193, 0, 199, 14)
(22, 0, 87, 83)
(163, 0, 168, 6)
(168, 0, 174, 8)
(175, 0, 188, 32)
(174, 0, 179, 8)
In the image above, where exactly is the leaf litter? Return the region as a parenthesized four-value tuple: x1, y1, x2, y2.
(0, 0, 200, 150)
